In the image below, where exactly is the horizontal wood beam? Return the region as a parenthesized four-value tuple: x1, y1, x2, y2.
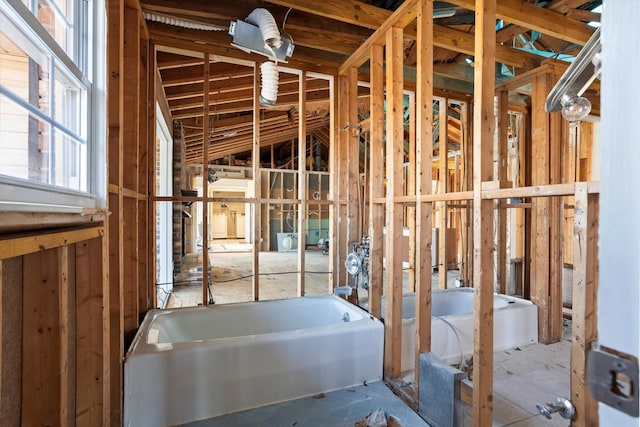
(148, 23, 344, 74)
(339, 0, 417, 74)
(171, 90, 332, 119)
(444, 0, 594, 45)
(168, 78, 329, 111)
(0, 227, 105, 260)
(272, 0, 542, 71)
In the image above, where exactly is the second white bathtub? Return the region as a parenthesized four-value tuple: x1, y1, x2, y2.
(380, 288, 538, 372)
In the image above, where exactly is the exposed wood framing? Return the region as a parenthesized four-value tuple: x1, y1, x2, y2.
(444, 0, 593, 45)
(251, 62, 260, 301)
(123, 6, 141, 344)
(138, 37, 151, 318)
(368, 44, 384, 319)
(384, 25, 404, 381)
(472, 0, 496, 424)
(0, 227, 104, 260)
(497, 90, 509, 294)
(148, 43, 158, 305)
(328, 72, 340, 293)
(107, 0, 125, 422)
(530, 72, 563, 344)
(336, 74, 349, 286)
(461, 101, 473, 286)
(438, 97, 448, 289)
(58, 245, 72, 427)
(22, 249, 61, 425)
(339, 0, 417, 73)
(346, 66, 360, 304)
(414, 0, 434, 391)
(202, 52, 211, 304)
(571, 184, 599, 424)
(549, 107, 564, 342)
(407, 92, 416, 293)
(297, 72, 307, 296)
(76, 237, 108, 426)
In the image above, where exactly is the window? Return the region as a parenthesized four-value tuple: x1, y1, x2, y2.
(0, 0, 105, 210)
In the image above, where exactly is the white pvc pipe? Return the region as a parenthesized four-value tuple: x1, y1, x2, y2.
(246, 8, 282, 49)
(260, 61, 279, 106)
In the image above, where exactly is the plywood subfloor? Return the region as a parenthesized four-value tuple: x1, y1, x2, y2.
(179, 381, 428, 427)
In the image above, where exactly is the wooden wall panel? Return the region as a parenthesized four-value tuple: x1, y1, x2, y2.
(1, 257, 22, 426)
(75, 238, 106, 426)
(22, 249, 61, 426)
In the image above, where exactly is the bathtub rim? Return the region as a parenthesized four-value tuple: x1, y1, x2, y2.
(125, 294, 381, 359)
(377, 287, 535, 319)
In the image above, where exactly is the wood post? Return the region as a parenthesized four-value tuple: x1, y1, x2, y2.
(497, 90, 508, 294)
(106, 0, 124, 422)
(252, 62, 261, 301)
(368, 45, 385, 319)
(384, 26, 405, 381)
(438, 97, 448, 289)
(472, 0, 496, 424)
(123, 6, 140, 343)
(297, 72, 307, 296)
(571, 184, 599, 424)
(530, 72, 563, 344)
(415, 0, 434, 391)
(202, 53, 211, 304)
(407, 92, 417, 293)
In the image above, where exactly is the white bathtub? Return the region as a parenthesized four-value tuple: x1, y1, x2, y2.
(380, 288, 538, 372)
(124, 295, 383, 427)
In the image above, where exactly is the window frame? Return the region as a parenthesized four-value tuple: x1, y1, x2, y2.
(0, 0, 106, 212)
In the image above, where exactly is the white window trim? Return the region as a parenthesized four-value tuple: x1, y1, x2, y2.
(0, 0, 107, 212)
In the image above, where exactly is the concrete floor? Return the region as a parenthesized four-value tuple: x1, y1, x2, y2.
(166, 244, 571, 426)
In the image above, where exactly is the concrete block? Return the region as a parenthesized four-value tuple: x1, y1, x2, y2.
(418, 352, 467, 427)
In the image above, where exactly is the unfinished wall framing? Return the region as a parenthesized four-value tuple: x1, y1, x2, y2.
(335, 0, 601, 424)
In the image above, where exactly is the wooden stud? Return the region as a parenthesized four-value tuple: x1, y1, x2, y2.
(107, 0, 125, 422)
(438, 97, 448, 289)
(346, 66, 359, 303)
(415, 0, 434, 389)
(297, 72, 307, 297)
(384, 26, 404, 381)
(336, 74, 349, 286)
(497, 90, 509, 294)
(202, 53, 210, 304)
(138, 38, 150, 317)
(530, 73, 551, 343)
(148, 43, 158, 308)
(122, 7, 140, 345)
(472, 0, 496, 425)
(368, 44, 385, 319)
(100, 232, 111, 425)
(571, 184, 599, 424)
(58, 245, 74, 427)
(407, 92, 416, 293)
(252, 62, 261, 301)
(549, 105, 563, 343)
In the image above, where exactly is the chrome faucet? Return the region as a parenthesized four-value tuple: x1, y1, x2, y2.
(536, 397, 575, 420)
